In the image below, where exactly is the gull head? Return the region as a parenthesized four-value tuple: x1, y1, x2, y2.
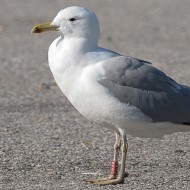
(32, 6, 100, 41)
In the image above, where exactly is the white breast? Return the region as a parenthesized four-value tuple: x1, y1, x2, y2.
(48, 37, 151, 131)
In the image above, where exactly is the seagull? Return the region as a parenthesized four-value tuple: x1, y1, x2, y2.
(32, 6, 190, 185)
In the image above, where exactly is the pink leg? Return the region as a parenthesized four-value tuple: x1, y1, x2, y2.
(93, 134, 128, 185)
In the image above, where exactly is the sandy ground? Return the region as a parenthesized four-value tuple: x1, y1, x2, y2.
(1, 0, 190, 189)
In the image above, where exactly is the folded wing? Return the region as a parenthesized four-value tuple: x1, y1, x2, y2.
(99, 56, 190, 124)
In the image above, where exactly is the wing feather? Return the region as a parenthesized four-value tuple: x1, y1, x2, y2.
(99, 56, 190, 124)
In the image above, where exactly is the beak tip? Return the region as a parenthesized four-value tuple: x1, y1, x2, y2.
(31, 27, 40, 34)
(31, 29, 35, 34)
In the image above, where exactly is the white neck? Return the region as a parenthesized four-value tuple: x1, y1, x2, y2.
(62, 36, 98, 54)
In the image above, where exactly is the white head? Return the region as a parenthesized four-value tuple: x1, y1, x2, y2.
(53, 6, 100, 40)
(32, 6, 100, 47)
(32, 6, 100, 45)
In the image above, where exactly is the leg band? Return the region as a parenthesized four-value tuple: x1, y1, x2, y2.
(111, 160, 118, 176)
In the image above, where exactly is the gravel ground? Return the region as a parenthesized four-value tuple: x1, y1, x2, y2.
(1, 0, 190, 189)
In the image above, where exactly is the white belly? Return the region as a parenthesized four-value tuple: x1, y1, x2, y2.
(49, 56, 150, 127)
(47, 38, 190, 138)
(48, 38, 151, 133)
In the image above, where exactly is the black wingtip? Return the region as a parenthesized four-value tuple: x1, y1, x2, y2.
(137, 58, 152, 64)
(182, 122, 190, 126)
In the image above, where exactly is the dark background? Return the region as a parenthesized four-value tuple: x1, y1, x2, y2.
(0, 0, 190, 189)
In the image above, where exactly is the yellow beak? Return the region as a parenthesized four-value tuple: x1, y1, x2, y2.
(31, 22, 58, 34)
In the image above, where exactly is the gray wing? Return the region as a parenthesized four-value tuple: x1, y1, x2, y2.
(99, 56, 190, 124)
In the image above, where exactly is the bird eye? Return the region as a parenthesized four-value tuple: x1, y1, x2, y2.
(69, 18, 76, 22)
